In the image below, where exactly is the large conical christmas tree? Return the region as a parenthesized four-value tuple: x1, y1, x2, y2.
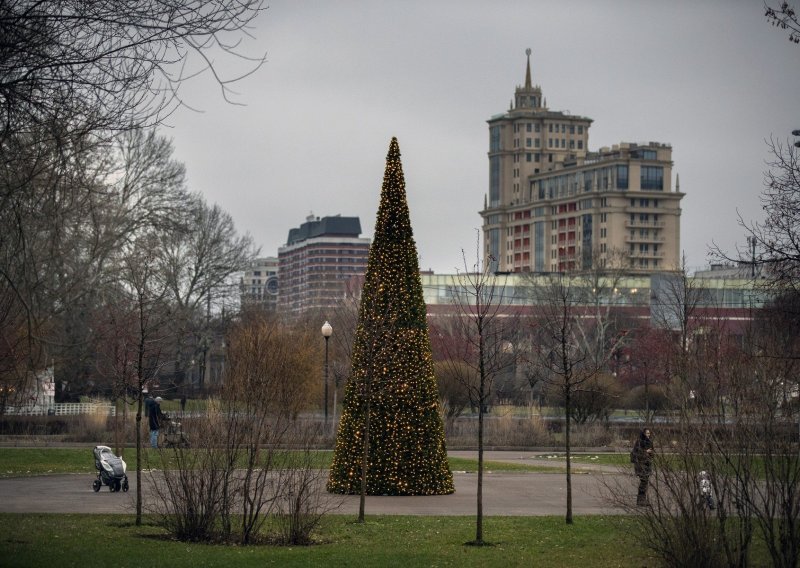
(327, 137, 454, 496)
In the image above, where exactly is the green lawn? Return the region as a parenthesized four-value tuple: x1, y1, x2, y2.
(0, 513, 659, 567)
(0, 448, 563, 477)
(531, 452, 631, 467)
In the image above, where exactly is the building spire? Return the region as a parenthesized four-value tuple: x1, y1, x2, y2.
(525, 48, 532, 89)
(513, 48, 542, 110)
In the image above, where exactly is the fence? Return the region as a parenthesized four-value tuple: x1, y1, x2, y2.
(4, 403, 116, 417)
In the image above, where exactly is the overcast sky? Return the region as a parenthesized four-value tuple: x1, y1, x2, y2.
(165, 0, 800, 274)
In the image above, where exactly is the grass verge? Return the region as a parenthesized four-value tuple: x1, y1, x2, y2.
(0, 513, 658, 567)
(0, 448, 563, 477)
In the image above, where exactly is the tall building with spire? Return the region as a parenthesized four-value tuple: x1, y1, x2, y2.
(481, 50, 683, 273)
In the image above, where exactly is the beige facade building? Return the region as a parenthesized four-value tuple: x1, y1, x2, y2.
(481, 50, 683, 273)
(240, 257, 279, 310)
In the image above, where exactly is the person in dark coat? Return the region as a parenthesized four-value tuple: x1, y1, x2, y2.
(144, 393, 154, 417)
(149, 396, 164, 448)
(632, 428, 654, 506)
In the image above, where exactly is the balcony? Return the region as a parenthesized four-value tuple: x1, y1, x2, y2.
(625, 220, 665, 229)
(628, 250, 665, 259)
(624, 235, 666, 244)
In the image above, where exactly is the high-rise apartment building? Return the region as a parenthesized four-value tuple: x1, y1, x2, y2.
(240, 257, 279, 310)
(481, 50, 683, 273)
(278, 213, 370, 314)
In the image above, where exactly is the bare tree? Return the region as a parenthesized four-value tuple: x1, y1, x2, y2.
(158, 195, 256, 392)
(0, 125, 191, 406)
(440, 245, 515, 545)
(149, 310, 335, 544)
(0, 0, 268, 135)
(766, 1, 800, 45)
(716, 138, 800, 292)
(527, 272, 621, 525)
(0, 125, 110, 405)
(118, 233, 172, 527)
(433, 359, 476, 424)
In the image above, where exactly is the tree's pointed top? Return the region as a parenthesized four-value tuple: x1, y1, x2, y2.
(387, 137, 400, 159)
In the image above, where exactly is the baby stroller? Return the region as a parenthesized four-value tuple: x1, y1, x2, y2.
(162, 414, 190, 449)
(92, 445, 129, 493)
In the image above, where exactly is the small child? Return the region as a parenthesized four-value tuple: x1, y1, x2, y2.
(698, 470, 716, 510)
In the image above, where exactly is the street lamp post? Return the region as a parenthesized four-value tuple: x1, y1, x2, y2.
(321, 321, 333, 428)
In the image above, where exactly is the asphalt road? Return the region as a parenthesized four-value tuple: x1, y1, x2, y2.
(0, 451, 636, 516)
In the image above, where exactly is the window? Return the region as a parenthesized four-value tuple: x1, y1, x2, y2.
(641, 166, 664, 190)
(489, 157, 500, 206)
(526, 153, 532, 162)
(535, 139, 540, 148)
(490, 126, 501, 152)
(569, 125, 575, 134)
(578, 140, 583, 150)
(526, 138, 532, 147)
(642, 149, 657, 160)
(548, 124, 553, 133)
(535, 123, 541, 133)
(526, 123, 532, 132)
(578, 125, 584, 134)
(616, 165, 629, 189)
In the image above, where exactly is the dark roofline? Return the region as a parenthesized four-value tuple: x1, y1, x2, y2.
(286, 215, 363, 245)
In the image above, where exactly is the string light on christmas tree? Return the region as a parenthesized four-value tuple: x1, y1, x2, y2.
(327, 137, 454, 496)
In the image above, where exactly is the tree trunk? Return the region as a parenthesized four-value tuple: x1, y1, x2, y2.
(565, 388, 573, 525)
(476, 383, 484, 544)
(135, 390, 142, 526)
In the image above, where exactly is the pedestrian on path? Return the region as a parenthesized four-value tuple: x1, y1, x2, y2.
(149, 396, 164, 448)
(631, 428, 654, 506)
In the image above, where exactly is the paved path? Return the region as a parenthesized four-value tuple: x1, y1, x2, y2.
(0, 452, 636, 516)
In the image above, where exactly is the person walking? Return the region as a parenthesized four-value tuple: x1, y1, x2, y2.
(149, 396, 164, 448)
(632, 428, 654, 506)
